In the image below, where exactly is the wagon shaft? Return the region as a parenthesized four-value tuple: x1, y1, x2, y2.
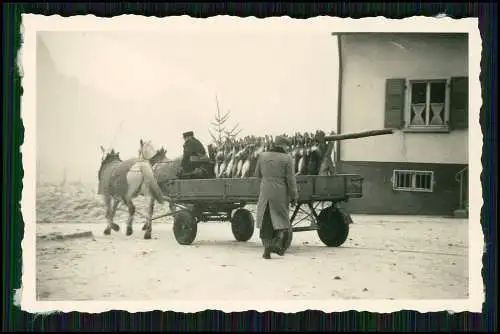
(324, 128, 394, 142)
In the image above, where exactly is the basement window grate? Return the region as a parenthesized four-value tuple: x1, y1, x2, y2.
(392, 170, 434, 192)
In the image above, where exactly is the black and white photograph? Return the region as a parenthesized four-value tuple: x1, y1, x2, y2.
(20, 15, 482, 313)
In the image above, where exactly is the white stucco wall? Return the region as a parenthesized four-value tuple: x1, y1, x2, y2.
(339, 33, 468, 164)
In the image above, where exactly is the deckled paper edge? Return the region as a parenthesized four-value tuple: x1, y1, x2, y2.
(18, 14, 483, 314)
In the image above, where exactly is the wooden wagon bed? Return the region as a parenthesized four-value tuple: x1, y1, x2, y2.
(155, 174, 364, 249)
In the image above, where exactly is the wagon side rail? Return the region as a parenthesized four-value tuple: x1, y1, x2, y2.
(158, 174, 364, 205)
(155, 174, 364, 223)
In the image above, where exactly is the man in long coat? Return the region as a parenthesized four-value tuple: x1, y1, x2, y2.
(254, 135, 299, 259)
(181, 131, 208, 176)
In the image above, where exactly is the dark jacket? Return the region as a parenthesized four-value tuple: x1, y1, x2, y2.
(182, 136, 207, 172)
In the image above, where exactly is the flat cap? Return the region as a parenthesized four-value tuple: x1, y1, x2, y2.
(182, 131, 194, 138)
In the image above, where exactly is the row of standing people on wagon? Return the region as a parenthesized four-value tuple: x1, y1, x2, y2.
(204, 130, 337, 179)
(139, 130, 336, 180)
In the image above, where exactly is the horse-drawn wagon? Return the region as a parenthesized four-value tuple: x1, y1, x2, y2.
(156, 173, 363, 251)
(98, 128, 392, 249)
(147, 129, 393, 250)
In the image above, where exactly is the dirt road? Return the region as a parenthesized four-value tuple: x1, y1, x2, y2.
(36, 215, 468, 301)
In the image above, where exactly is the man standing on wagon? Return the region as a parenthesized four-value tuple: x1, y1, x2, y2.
(181, 131, 208, 176)
(254, 135, 299, 259)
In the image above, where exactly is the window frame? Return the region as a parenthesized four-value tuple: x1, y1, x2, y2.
(404, 78, 451, 133)
(392, 169, 435, 193)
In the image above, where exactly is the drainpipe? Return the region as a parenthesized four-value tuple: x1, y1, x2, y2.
(333, 33, 344, 169)
(455, 166, 468, 211)
(459, 173, 464, 210)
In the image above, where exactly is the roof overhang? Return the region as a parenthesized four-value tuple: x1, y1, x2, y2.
(331, 32, 468, 38)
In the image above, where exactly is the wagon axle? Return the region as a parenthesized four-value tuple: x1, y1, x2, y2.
(168, 200, 353, 251)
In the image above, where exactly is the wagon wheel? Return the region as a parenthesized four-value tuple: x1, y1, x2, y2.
(316, 206, 350, 247)
(231, 208, 255, 242)
(173, 211, 198, 245)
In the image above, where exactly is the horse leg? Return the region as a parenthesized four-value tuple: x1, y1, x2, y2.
(124, 170, 143, 236)
(141, 197, 153, 231)
(143, 197, 155, 240)
(103, 195, 120, 235)
(110, 199, 120, 231)
(103, 195, 113, 235)
(123, 197, 136, 236)
(141, 196, 149, 232)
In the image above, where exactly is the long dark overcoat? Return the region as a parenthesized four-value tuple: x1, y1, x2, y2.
(254, 151, 299, 230)
(182, 137, 207, 172)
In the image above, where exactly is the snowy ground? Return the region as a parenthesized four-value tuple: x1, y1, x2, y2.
(33, 183, 469, 301)
(35, 215, 468, 301)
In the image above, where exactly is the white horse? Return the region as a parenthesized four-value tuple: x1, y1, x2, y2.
(97, 140, 166, 239)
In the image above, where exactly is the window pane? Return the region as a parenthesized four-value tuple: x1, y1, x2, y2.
(430, 82, 446, 103)
(411, 82, 427, 104)
(410, 103, 426, 125)
(416, 174, 422, 188)
(429, 82, 446, 125)
(425, 175, 432, 189)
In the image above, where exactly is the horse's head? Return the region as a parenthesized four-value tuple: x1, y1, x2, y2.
(150, 146, 168, 165)
(100, 145, 121, 162)
(98, 147, 122, 180)
(139, 139, 157, 161)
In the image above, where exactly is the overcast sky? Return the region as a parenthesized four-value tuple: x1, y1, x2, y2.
(36, 27, 339, 183)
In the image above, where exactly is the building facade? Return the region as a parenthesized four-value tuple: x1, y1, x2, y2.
(335, 33, 469, 216)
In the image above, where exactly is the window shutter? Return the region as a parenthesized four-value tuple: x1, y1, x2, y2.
(449, 76, 468, 130)
(384, 78, 406, 129)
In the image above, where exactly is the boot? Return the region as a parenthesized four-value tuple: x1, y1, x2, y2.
(274, 246, 285, 256)
(270, 239, 284, 256)
(262, 247, 271, 259)
(274, 231, 285, 256)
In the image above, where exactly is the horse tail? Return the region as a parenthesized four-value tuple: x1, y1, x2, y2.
(139, 163, 165, 204)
